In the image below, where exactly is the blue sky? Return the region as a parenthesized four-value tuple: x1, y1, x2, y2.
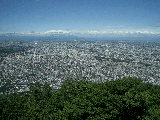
(0, 0, 160, 37)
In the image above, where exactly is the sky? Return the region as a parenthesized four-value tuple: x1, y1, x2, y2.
(0, 0, 160, 37)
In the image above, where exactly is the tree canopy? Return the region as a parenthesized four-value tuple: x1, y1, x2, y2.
(0, 77, 160, 120)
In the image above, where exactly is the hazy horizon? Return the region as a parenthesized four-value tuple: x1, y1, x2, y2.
(0, 0, 160, 38)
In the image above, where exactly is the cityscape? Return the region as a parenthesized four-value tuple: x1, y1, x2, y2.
(1, 0, 160, 119)
(0, 38, 160, 94)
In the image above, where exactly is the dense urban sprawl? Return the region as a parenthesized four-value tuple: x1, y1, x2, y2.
(0, 39, 160, 94)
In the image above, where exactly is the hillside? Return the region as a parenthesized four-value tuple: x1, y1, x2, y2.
(0, 77, 160, 120)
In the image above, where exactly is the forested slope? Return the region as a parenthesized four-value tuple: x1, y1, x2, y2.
(0, 77, 160, 120)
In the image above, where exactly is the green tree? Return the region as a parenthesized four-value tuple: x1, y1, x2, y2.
(1, 77, 160, 119)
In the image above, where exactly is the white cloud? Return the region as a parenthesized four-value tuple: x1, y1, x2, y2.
(45, 30, 71, 34)
(125, 31, 130, 34)
(101, 30, 108, 34)
(135, 31, 141, 33)
(76, 29, 158, 37)
(113, 31, 117, 34)
(118, 31, 123, 34)
(1, 28, 160, 38)
(87, 30, 100, 34)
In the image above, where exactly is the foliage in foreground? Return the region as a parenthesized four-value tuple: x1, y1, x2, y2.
(0, 77, 160, 120)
